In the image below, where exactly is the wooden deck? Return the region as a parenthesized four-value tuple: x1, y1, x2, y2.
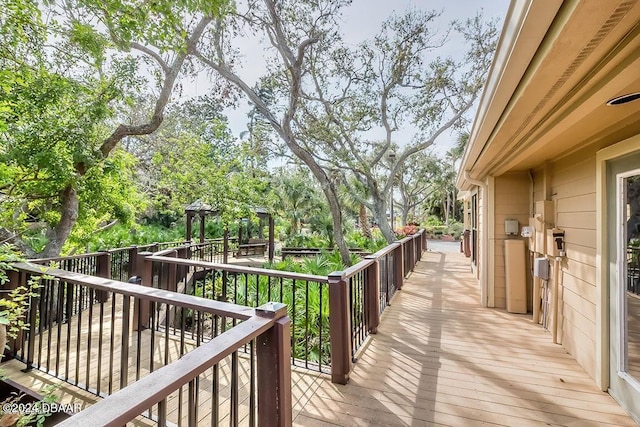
(2, 249, 637, 426)
(1, 295, 325, 426)
(293, 249, 638, 426)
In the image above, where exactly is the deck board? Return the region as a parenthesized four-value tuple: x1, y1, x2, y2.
(2, 249, 637, 426)
(293, 250, 638, 426)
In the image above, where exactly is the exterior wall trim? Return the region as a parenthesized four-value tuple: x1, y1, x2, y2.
(488, 176, 496, 308)
(464, 172, 489, 307)
(595, 133, 640, 391)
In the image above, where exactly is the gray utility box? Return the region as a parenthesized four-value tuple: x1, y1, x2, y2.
(534, 257, 550, 280)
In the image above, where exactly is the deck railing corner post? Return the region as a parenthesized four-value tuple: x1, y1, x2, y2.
(167, 250, 178, 293)
(327, 272, 352, 384)
(256, 303, 292, 426)
(133, 251, 153, 331)
(95, 251, 111, 302)
(4, 270, 24, 361)
(127, 246, 138, 279)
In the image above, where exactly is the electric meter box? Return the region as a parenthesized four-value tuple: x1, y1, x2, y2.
(505, 219, 519, 235)
(533, 257, 550, 280)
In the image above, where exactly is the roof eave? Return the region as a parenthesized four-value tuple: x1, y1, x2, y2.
(456, 0, 563, 191)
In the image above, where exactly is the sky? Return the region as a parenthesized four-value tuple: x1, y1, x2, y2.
(183, 0, 511, 156)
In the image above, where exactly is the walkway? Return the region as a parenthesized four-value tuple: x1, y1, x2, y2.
(293, 250, 637, 426)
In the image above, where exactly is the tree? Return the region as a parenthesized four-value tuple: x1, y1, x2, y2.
(279, 9, 498, 243)
(396, 152, 441, 226)
(0, 0, 230, 257)
(271, 167, 323, 237)
(121, 96, 250, 227)
(194, 0, 355, 264)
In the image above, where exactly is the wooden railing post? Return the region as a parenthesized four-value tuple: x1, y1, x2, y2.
(127, 246, 138, 280)
(328, 272, 352, 384)
(422, 229, 427, 252)
(223, 228, 229, 264)
(393, 243, 404, 290)
(25, 271, 38, 371)
(95, 251, 111, 302)
(364, 257, 380, 334)
(133, 251, 152, 331)
(256, 302, 292, 427)
(4, 270, 23, 360)
(176, 245, 188, 284)
(167, 250, 177, 293)
(268, 216, 275, 263)
(409, 238, 416, 271)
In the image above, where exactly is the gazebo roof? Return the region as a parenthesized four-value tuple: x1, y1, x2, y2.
(253, 207, 271, 219)
(185, 200, 217, 214)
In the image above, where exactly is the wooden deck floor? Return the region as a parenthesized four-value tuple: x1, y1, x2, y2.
(293, 250, 638, 427)
(2, 249, 637, 426)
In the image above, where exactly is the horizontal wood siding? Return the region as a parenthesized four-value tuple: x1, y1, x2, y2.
(550, 149, 599, 380)
(494, 172, 531, 309)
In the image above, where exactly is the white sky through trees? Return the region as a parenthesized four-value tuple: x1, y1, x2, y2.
(181, 0, 510, 155)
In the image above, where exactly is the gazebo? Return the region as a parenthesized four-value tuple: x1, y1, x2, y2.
(185, 200, 217, 243)
(184, 201, 275, 263)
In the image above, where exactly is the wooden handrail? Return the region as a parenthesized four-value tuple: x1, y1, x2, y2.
(341, 258, 376, 279)
(367, 241, 401, 260)
(147, 255, 329, 283)
(57, 316, 275, 427)
(13, 262, 256, 320)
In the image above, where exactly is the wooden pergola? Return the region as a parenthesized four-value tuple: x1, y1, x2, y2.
(185, 200, 218, 243)
(184, 201, 275, 262)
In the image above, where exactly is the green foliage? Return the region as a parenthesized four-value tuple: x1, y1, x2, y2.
(0, 0, 148, 256)
(345, 228, 388, 253)
(0, 244, 40, 343)
(424, 215, 444, 226)
(82, 223, 184, 252)
(78, 0, 231, 53)
(13, 384, 61, 427)
(124, 97, 268, 229)
(270, 167, 325, 237)
(284, 233, 330, 249)
(424, 221, 463, 240)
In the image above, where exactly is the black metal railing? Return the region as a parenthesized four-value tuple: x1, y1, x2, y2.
(10, 263, 291, 426)
(144, 256, 331, 373)
(11, 228, 426, 391)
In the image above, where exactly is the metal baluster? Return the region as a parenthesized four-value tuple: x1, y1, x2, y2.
(86, 288, 94, 391)
(108, 294, 116, 394)
(75, 285, 83, 385)
(231, 351, 239, 426)
(305, 280, 309, 369)
(97, 296, 105, 395)
(120, 295, 130, 390)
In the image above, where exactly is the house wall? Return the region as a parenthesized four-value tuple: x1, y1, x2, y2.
(492, 173, 531, 309)
(529, 147, 599, 380)
(552, 147, 599, 380)
(480, 148, 600, 380)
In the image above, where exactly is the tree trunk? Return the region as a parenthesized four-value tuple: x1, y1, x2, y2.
(359, 204, 372, 239)
(401, 202, 409, 227)
(41, 185, 78, 258)
(371, 197, 395, 243)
